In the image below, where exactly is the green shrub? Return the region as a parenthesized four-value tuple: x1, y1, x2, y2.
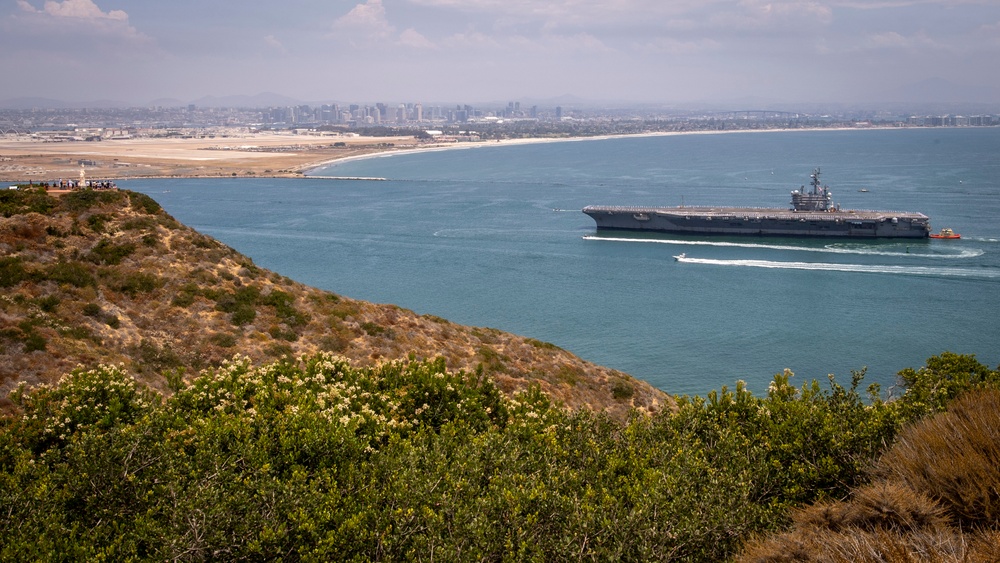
(171, 282, 203, 308)
(0, 256, 27, 287)
(263, 290, 308, 327)
(135, 338, 181, 372)
(59, 325, 95, 342)
(128, 191, 162, 215)
(0, 188, 54, 217)
(209, 333, 237, 348)
(192, 235, 217, 249)
(526, 337, 561, 350)
(86, 213, 111, 233)
(268, 325, 298, 342)
(59, 189, 125, 212)
(12, 319, 49, 353)
(7, 362, 158, 450)
(35, 295, 60, 313)
(230, 305, 256, 326)
(116, 272, 161, 296)
(44, 261, 96, 287)
(895, 352, 1000, 416)
(264, 341, 293, 357)
(22, 331, 46, 352)
(87, 238, 135, 265)
(215, 286, 258, 311)
(611, 381, 635, 400)
(121, 216, 156, 231)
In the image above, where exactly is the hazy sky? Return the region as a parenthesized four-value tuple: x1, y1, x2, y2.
(3, 0, 999, 106)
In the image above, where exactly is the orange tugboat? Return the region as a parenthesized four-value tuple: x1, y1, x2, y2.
(929, 228, 961, 239)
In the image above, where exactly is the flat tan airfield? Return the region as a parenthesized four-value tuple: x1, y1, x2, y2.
(0, 132, 421, 182)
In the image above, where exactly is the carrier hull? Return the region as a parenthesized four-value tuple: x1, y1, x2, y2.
(583, 169, 932, 239)
(582, 205, 931, 238)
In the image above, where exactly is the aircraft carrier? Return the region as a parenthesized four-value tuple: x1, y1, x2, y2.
(583, 169, 931, 238)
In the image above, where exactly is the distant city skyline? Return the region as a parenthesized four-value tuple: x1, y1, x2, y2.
(2, 0, 1000, 108)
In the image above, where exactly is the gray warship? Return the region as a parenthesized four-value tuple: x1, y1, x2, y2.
(583, 169, 931, 238)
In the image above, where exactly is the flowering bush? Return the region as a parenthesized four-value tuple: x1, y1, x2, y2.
(1, 353, 995, 561)
(8, 363, 158, 453)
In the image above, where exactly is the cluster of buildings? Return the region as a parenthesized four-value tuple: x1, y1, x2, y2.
(904, 115, 998, 127)
(0, 101, 572, 132)
(259, 101, 557, 127)
(1, 101, 998, 141)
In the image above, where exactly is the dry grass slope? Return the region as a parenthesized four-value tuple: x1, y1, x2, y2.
(0, 188, 671, 420)
(739, 388, 1000, 562)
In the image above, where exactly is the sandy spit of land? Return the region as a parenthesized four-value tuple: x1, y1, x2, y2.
(0, 132, 419, 182)
(0, 127, 861, 183)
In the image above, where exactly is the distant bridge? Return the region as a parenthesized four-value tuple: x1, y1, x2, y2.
(0, 121, 30, 135)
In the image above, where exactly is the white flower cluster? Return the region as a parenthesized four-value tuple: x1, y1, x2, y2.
(16, 363, 152, 443)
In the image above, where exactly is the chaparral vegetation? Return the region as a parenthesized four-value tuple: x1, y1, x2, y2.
(2, 352, 998, 560)
(2, 188, 999, 561)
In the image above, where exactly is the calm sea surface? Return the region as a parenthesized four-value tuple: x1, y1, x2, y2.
(124, 128, 1000, 397)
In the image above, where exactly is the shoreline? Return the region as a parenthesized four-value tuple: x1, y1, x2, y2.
(0, 125, 927, 183)
(300, 127, 875, 175)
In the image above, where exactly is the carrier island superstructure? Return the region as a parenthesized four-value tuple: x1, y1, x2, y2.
(582, 169, 931, 238)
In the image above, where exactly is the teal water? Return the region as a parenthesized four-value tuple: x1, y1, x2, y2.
(124, 128, 1000, 396)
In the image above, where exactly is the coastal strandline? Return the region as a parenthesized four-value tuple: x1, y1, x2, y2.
(300, 126, 868, 176)
(1, 125, 916, 184)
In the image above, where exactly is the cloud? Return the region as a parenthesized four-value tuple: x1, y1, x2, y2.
(329, 0, 438, 50)
(440, 30, 501, 50)
(18, 0, 127, 21)
(330, 0, 395, 42)
(978, 19, 1000, 43)
(729, 0, 833, 26)
(264, 34, 287, 53)
(47, 0, 124, 20)
(404, 0, 828, 28)
(429, 29, 613, 58)
(830, 0, 976, 9)
(862, 30, 949, 51)
(8, 0, 149, 46)
(633, 36, 723, 56)
(400, 0, 836, 59)
(398, 28, 436, 49)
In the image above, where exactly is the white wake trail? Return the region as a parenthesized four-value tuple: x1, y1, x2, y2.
(582, 235, 983, 258)
(675, 257, 1000, 279)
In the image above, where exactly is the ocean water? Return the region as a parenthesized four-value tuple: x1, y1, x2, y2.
(124, 127, 1000, 397)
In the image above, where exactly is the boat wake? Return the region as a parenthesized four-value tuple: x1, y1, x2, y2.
(582, 235, 983, 258)
(674, 256, 1000, 279)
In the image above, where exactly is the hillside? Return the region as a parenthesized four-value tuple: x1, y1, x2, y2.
(0, 187, 670, 419)
(10, 187, 1000, 561)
